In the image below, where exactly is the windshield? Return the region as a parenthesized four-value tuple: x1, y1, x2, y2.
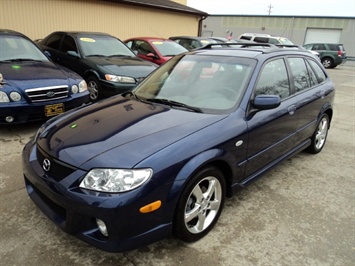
(0, 35, 49, 61)
(152, 41, 188, 56)
(133, 54, 256, 113)
(78, 35, 136, 57)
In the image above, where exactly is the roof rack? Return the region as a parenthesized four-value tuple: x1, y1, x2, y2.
(199, 43, 311, 54)
(200, 43, 276, 49)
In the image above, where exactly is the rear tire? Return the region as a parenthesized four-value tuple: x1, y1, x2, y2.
(173, 166, 226, 242)
(321, 57, 334, 69)
(307, 114, 329, 154)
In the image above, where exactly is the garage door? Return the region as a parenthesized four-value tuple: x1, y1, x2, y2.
(304, 28, 342, 44)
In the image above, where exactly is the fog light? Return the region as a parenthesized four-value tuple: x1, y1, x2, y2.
(96, 218, 108, 237)
(5, 116, 14, 123)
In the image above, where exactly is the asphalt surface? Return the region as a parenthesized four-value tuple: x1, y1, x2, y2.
(0, 63, 354, 266)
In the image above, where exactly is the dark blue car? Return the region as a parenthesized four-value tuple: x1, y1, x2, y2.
(0, 29, 89, 124)
(22, 43, 335, 252)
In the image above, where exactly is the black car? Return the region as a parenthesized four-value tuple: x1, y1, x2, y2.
(37, 31, 157, 101)
(23, 43, 335, 252)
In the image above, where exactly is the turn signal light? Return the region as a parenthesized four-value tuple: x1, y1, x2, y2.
(139, 200, 161, 213)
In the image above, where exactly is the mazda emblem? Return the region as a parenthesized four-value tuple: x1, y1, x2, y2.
(43, 158, 51, 172)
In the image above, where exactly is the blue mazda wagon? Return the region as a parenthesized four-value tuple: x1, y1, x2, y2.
(22, 43, 335, 252)
(0, 29, 89, 124)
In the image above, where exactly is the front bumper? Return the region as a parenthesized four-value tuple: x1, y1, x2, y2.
(22, 142, 172, 252)
(99, 80, 137, 98)
(0, 93, 90, 124)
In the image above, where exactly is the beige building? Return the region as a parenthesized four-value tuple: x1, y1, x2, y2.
(0, 0, 207, 41)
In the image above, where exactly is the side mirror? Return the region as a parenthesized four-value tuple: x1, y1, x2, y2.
(67, 50, 80, 58)
(252, 95, 281, 110)
(147, 53, 158, 59)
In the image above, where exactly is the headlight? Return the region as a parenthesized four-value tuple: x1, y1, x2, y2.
(0, 91, 10, 102)
(105, 74, 136, 84)
(9, 91, 22, 101)
(78, 80, 87, 92)
(80, 168, 153, 193)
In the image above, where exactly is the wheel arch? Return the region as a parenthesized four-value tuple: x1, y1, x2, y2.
(83, 69, 101, 80)
(170, 149, 235, 205)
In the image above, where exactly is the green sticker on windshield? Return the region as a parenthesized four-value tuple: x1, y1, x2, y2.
(12, 65, 21, 69)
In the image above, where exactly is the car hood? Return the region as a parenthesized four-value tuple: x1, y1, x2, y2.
(0, 61, 74, 90)
(86, 56, 156, 78)
(37, 96, 227, 169)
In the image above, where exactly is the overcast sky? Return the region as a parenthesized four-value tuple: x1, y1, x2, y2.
(187, 0, 355, 17)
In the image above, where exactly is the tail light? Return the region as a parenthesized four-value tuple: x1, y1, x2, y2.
(338, 50, 343, 57)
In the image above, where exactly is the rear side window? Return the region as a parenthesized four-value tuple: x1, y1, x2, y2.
(45, 34, 62, 50)
(288, 57, 312, 92)
(327, 44, 338, 51)
(307, 59, 327, 84)
(255, 58, 290, 99)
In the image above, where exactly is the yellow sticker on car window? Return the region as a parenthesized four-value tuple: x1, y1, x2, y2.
(201, 40, 210, 44)
(80, 38, 96, 42)
(152, 41, 163, 45)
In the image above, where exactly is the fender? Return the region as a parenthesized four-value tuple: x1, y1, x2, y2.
(167, 148, 234, 202)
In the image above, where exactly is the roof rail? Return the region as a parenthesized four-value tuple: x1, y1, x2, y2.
(200, 43, 276, 49)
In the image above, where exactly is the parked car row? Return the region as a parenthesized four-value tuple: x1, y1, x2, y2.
(0, 29, 346, 125)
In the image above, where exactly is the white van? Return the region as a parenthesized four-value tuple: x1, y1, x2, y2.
(238, 33, 293, 45)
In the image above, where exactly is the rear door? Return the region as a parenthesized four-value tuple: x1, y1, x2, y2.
(287, 56, 334, 146)
(244, 57, 298, 179)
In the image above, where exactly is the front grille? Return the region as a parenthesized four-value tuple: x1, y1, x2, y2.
(36, 146, 77, 181)
(26, 85, 69, 102)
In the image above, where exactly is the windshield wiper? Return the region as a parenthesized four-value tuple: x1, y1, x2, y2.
(108, 54, 132, 58)
(86, 54, 106, 57)
(146, 98, 202, 113)
(1, 58, 42, 62)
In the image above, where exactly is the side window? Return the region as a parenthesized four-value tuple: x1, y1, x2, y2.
(255, 58, 290, 99)
(307, 59, 327, 84)
(313, 44, 326, 50)
(61, 35, 77, 53)
(240, 36, 251, 40)
(254, 37, 268, 43)
(304, 60, 318, 86)
(125, 41, 133, 49)
(288, 57, 311, 92)
(44, 34, 62, 50)
(137, 41, 154, 55)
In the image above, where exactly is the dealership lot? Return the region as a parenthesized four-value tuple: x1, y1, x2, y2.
(0, 63, 354, 265)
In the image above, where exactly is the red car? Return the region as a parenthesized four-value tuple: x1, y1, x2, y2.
(124, 37, 188, 65)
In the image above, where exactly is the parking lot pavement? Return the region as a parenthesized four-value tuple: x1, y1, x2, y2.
(0, 63, 354, 266)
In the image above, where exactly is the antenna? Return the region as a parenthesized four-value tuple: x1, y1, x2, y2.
(267, 4, 273, 15)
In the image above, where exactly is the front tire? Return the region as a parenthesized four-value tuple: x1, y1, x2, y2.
(173, 166, 226, 242)
(307, 114, 329, 154)
(86, 76, 101, 101)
